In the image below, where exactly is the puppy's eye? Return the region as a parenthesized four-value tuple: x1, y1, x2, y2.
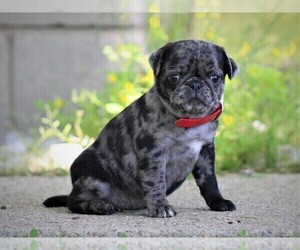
(168, 74, 180, 84)
(210, 75, 221, 84)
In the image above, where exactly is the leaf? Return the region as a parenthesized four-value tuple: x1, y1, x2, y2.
(53, 120, 60, 128)
(117, 232, 128, 238)
(41, 117, 51, 125)
(30, 228, 38, 237)
(62, 124, 72, 135)
(105, 103, 124, 114)
(38, 127, 45, 135)
(89, 93, 102, 106)
(102, 45, 119, 62)
(71, 89, 78, 103)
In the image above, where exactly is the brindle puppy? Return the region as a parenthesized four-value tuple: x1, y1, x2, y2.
(44, 40, 238, 218)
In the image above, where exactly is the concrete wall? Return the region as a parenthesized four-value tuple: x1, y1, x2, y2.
(0, 13, 147, 144)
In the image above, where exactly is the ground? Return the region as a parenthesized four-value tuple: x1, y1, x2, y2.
(0, 174, 299, 242)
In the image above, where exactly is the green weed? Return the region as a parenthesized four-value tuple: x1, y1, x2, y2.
(238, 229, 248, 237)
(29, 228, 38, 237)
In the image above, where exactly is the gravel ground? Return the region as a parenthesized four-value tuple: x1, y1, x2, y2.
(0, 174, 299, 239)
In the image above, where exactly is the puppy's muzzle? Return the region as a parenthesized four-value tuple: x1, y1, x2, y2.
(186, 82, 202, 93)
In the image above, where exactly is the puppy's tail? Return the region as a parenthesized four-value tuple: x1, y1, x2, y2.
(43, 195, 68, 207)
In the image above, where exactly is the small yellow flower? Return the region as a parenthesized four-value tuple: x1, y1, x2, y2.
(124, 82, 134, 90)
(240, 42, 251, 56)
(271, 48, 281, 57)
(206, 26, 215, 40)
(118, 93, 128, 104)
(141, 71, 154, 84)
(207, 31, 215, 40)
(54, 98, 63, 109)
(149, 15, 160, 29)
(107, 73, 117, 83)
(223, 115, 233, 126)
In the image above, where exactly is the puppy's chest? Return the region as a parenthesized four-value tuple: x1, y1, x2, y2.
(165, 124, 216, 171)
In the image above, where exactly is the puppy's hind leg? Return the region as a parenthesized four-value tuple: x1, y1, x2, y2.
(67, 176, 115, 215)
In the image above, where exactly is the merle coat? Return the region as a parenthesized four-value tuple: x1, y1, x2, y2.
(44, 40, 238, 217)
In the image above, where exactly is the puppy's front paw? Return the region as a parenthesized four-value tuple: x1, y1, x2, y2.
(209, 198, 236, 211)
(149, 205, 177, 218)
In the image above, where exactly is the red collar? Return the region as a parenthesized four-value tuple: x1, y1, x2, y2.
(175, 103, 223, 128)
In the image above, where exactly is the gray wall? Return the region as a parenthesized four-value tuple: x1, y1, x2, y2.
(0, 13, 147, 144)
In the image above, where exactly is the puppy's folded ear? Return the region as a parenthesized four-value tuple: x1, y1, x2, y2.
(223, 51, 239, 80)
(215, 45, 239, 80)
(149, 42, 172, 77)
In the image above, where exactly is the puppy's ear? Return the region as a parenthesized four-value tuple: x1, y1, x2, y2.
(149, 42, 172, 77)
(223, 51, 239, 80)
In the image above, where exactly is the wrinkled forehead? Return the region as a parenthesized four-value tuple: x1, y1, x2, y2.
(163, 41, 221, 73)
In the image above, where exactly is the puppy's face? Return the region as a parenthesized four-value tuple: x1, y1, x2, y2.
(150, 40, 238, 117)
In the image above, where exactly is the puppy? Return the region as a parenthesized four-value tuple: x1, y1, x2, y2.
(44, 40, 238, 218)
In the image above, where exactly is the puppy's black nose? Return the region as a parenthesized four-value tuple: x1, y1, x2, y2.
(188, 82, 202, 92)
